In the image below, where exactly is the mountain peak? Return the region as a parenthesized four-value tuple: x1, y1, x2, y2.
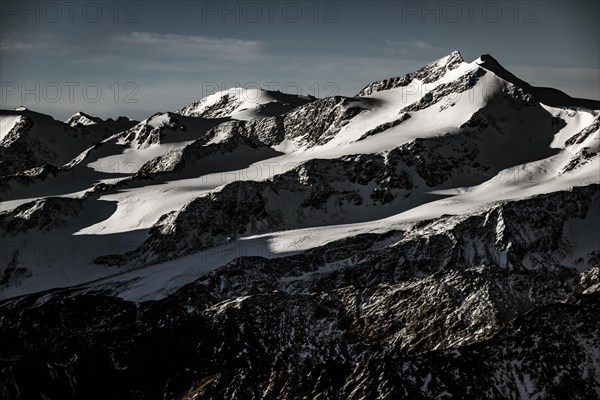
(357, 50, 466, 96)
(476, 54, 600, 109)
(178, 87, 313, 120)
(446, 50, 464, 63)
(65, 112, 103, 126)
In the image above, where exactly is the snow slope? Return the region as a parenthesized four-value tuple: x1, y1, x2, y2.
(0, 115, 22, 143)
(0, 51, 598, 302)
(178, 87, 314, 120)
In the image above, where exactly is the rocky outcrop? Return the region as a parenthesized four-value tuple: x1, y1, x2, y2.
(96, 153, 416, 266)
(0, 197, 83, 235)
(1, 217, 598, 399)
(282, 96, 370, 147)
(356, 113, 412, 141)
(178, 88, 314, 119)
(400, 68, 487, 112)
(358, 51, 465, 96)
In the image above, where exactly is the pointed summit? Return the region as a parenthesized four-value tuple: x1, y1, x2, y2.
(65, 111, 103, 127)
(477, 54, 600, 109)
(445, 50, 464, 66)
(476, 54, 531, 90)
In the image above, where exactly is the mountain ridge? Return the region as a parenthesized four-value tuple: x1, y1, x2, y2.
(0, 51, 598, 400)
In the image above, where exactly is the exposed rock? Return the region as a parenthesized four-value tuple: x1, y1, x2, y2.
(358, 51, 464, 96)
(0, 197, 83, 235)
(400, 68, 487, 113)
(356, 113, 412, 141)
(283, 96, 370, 146)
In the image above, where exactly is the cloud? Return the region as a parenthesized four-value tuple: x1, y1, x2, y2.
(115, 32, 264, 59)
(381, 38, 447, 56)
(0, 33, 78, 54)
(118, 32, 263, 48)
(411, 40, 436, 51)
(107, 32, 267, 71)
(0, 41, 50, 51)
(70, 55, 113, 64)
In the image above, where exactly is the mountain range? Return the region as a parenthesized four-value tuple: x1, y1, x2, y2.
(0, 51, 599, 399)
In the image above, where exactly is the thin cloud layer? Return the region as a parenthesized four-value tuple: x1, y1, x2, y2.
(114, 32, 265, 62)
(118, 32, 263, 48)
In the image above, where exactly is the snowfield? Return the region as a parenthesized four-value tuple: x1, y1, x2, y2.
(0, 52, 598, 302)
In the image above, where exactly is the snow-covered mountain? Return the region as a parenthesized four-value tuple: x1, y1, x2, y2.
(178, 87, 315, 120)
(0, 51, 599, 399)
(65, 111, 104, 126)
(0, 109, 138, 178)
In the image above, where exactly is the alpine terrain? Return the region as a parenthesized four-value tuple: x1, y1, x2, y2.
(0, 52, 599, 399)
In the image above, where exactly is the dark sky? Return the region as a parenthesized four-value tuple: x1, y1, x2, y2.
(1, 0, 599, 120)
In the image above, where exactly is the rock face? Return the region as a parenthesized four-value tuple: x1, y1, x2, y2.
(358, 51, 464, 96)
(0, 197, 83, 235)
(0, 110, 138, 177)
(1, 189, 598, 399)
(133, 97, 373, 178)
(2, 185, 596, 399)
(65, 112, 104, 127)
(0, 52, 599, 400)
(96, 152, 416, 265)
(357, 112, 412, 141)
(400, 68, 487, 112)
(119, 112, 228, 149)
(134, 117, 286, 178)
(182, 293, 600, 400)
(0, 114, 54, 177)
(282, 96, 370, 147)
